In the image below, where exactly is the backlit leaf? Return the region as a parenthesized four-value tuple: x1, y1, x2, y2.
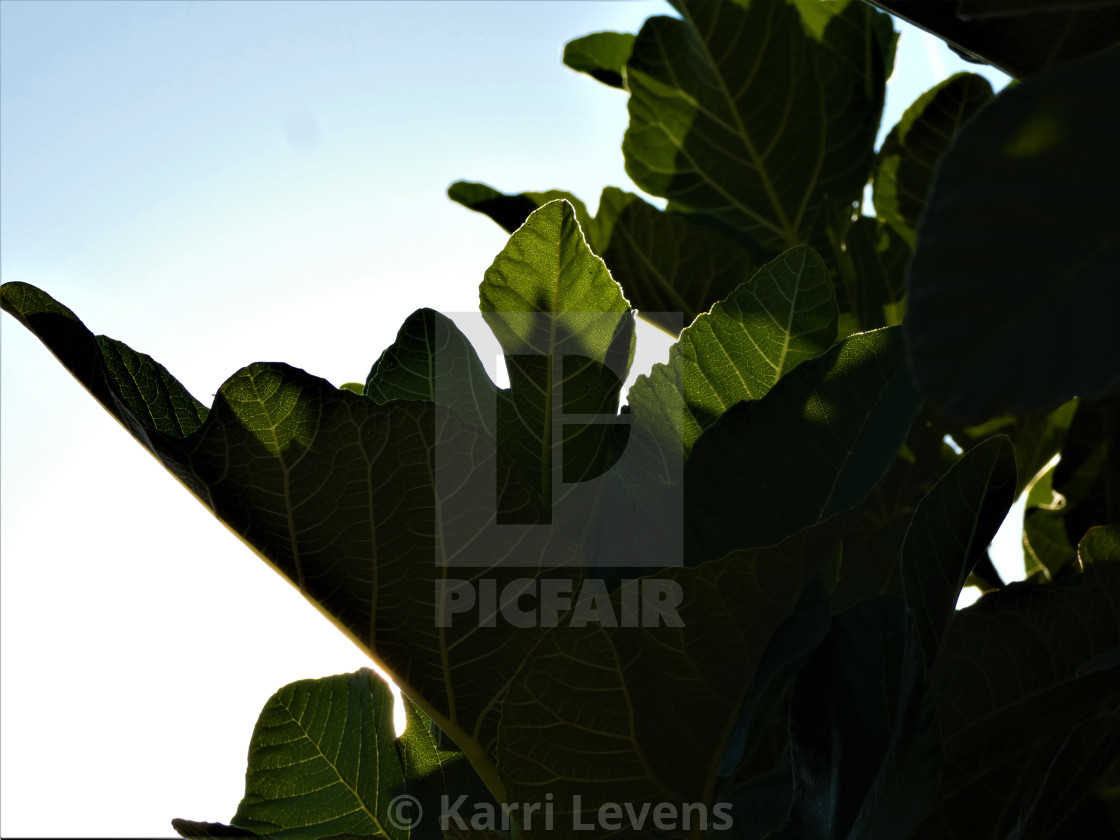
(227, 670, 412, 840)
(562, 31, 635, 90)
(623, 0, 891, 250)
(174, 671, 493, 840)
(627, 245, 838, 459)
(479, 199, 635, 515)
(589, 187, 764, 336)
(365, 308, 496, 435)
(450, 181, 771, 336)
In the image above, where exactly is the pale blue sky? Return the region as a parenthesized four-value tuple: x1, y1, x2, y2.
(1, 2, 1008, 836)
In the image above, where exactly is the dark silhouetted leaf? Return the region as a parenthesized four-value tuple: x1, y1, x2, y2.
(447, 181, 592, 236)
(919, 526, 1120, 838)
(685, 327, 921, 564)
(779, 596, 940, 840)
(708, 764, 793, 839)
(959, 0, 1120, 18)
(1004, 713, 1120, 840)
(830, 404, 961, 611)
(905, 46, 1120, 422)
(873, 73, 994, 247)
(863, 0, 1120, 77)
(838, 216, 911, 332)
(1021, 396, 1118, 581)
(716, 577, 832, 783)
(901, 435, 1017, 664)
(497, 522, 842, 840)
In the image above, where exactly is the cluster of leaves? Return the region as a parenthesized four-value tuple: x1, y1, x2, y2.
(2, 0, 1118, 838)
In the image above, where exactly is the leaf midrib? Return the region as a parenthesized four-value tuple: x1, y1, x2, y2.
(675, 2, 796, 245)
(268, 692, 388, 838)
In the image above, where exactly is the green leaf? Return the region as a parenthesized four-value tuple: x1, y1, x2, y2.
(622, 0, 891, 250)
(95, 334, 211, 437)
(227, 670, 408, 840)
(0, 285, 588, 802)
(179, 368, 569, 785)
(479, 201, 632, 360)
(446, 182, 593, 237)
(1022, 396, 1117, 580)
(496, 522, 842, 839)
(685, 326, 921, 564)
(365, 308, 497, 435)
(590, 187, 765, 336)
(480, 199, 635, 515)
(450, 182, 773, 337)
(779, 596, 940, 840)
(901, 435, 1017, 665)
(788, 0, 856, 40)
(904, 46, 1120, 422)
(939, 398, 1078, 501)
(561, 31, 635, 90)
(919, 525, 1120, 838)
(1038, 395, 1119, 548)
(627, 245, 838, 458)
(1023, 504, 1076, 582)
(838, 216, 910, 332)
(396, 699, 502, 840)
(1005, 400, 1080, 496)
(0, 284, 209, 448)
(1080, 522, 1120, 563)
(174, 671, 492, 840)
(872, 73, 994, 247)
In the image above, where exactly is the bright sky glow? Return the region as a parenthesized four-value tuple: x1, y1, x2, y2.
(1, 3, 1009, 836)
